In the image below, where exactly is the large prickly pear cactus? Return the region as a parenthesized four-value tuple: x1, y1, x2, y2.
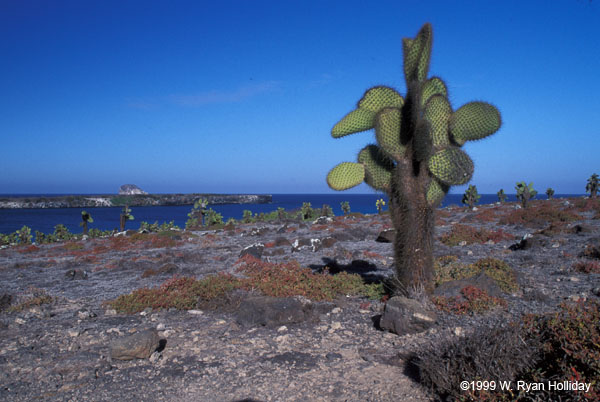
(326, 23, 501, 294)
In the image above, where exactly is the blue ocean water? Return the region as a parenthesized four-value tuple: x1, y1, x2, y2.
(0, 193, 584, 236)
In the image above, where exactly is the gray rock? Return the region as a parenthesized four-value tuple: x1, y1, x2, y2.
(110, 328, 160, 360)
(235, 296, 315, 328)
(65, 269, 88, 280)
(376, 229, 395, 243)
(312, 216, 333, 225)
(379, 296, 437, 336)
(239, 243, 264, 259)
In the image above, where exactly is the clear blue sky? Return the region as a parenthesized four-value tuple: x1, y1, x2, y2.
(1, 0, 599, 195)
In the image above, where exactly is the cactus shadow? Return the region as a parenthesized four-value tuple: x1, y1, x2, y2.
(310, 258, 386, 284)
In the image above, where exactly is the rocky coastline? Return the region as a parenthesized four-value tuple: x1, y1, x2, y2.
(0, 194, 272, 209)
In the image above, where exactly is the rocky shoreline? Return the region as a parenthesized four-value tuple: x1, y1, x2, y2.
(0, 198, 599, 401)
(0, 194, 272, 209)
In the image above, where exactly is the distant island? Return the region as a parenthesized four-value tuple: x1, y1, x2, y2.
(0, 193, 272, 209)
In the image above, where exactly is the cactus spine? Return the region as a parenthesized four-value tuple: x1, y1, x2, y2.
(326, 23, 501, 294)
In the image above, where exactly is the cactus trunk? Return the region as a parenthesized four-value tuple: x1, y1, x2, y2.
(389, 161, 435, 294)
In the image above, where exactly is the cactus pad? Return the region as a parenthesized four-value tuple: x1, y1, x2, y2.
(449, 102, 501, 145)
(426, 178, 449, 207)
(424, 95, 451, 147)
(332, 109, 376, 138)
(375, 107, 405, 159)
(327, 162, 365, 190)
(403, 23, 432, 84)
(421, 77, 448, 107)
(358, 145, 394, 191)
(427, 148, 474, 185)
(358, 86, 404, 112)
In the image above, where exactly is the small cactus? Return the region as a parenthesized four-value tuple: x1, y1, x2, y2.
(16, 226, 32, 245)
(515, 182, 537, 208)
(497, 189, 507, 204)
(376, 198, 386, 214)
(462, 185, 481, 209)
(326, 23, 501, 294)
(80, 210, 93, 235)
(545, 188, 555, 200)
(321, 204, 333, 217)
(586, 173, 599, 198)
(340, 201, 351, 216)
(301, 202, 314, 220)
(119, 206, 134, 232)
(242, 210, 254, 223)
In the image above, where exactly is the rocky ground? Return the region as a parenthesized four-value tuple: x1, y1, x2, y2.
(1, 198, 599, 401)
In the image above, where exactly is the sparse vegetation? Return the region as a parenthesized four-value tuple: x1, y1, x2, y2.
(119, 206, 134, 232)
(461, 184, 480, 209)
(516, 181, 537, 208)
(586, 173, 599, 198)
(439, 224, 514, 246)
(376, 198, 386, 214)
(108, 255, 386, 314)
(497, 188, 507, 203)
(340, 201, 350, 216)
(545, 187, 554, 200)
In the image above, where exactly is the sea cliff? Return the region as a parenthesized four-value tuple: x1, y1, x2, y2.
(0, 194, 272, 209)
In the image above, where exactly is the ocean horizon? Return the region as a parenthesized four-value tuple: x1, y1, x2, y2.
(0, 193, 586, 237)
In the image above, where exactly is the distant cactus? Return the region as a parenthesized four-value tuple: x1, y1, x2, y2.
(376, 198, 386, 214)
(80, 210, 93, 235)
(586, 173, 599, 198)
(53, 224, 73, 241)
(497, 189, 507, 204)
(277, 207, 286, 220)
(545, 188, 555, 200)
(340, 201, 351, 215)
(301, 202, 314, 220)
(204, 208, 223, 226)
(242, 210, 254, 223)
(516, 182, 537, 208)
(321, 204, 333, 217)
(16, 226, 32, 245)
(326, 23, 501, 294)
(119, 206, 134, 232)
(462, 185, 481, 209)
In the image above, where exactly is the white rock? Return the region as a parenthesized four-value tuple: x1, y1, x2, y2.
(330, 321, 342, 331)
(458, 241, 467, 246)
(187, 309, 203, 315)
(454, 327, 464, 337)
(68, 329, 80, 337)
(105, 309, 117, 316)
(467, 250, 473, 256)
(331, 307, 342, 314)
(156, 323, 166, 331)
(15, 318, 26, 325)
(277, 326, 288, 333)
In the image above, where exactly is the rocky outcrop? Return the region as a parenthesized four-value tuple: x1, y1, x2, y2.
(118, 184, 148, 195)
(0, 193, 272, 209)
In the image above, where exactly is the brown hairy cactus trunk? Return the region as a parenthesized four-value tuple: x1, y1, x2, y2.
(389, 156, 435, 295)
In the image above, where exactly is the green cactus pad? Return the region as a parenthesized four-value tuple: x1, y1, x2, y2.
(424, 95, 451, 147)
(375, 107, 405, 159)
(449, 102, 501, 145)
(358, 145, 394, 191)
(358, 86, 404, 113)
(426, 178, 449, 207)
(327, 162, 365, 190)
(331, 109, 375, 138)
(403, 23, 432, 84)
(427, 147, 474, 185)
(421, 77, 448, 107)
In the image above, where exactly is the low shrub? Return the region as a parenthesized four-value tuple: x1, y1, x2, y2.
(500, 202, 581, 227)
(432, 285, 507, 315)
(412, 322, 540, 401)
(107, 256, 386, 313)
(434, 257, 518, 294)
(440, 224, 514, 246)
(572, 260, 600, 274)
(8, 288, 54, 312)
